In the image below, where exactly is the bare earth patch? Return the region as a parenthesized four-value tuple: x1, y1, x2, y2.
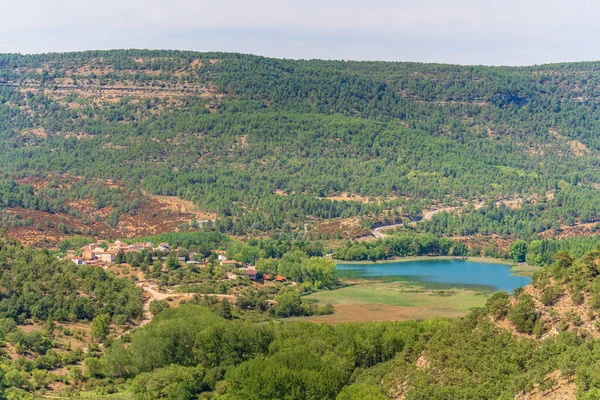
(311, 217, 371, 239)
(515, 371, 576, 400)
(21, 127, 47, 138)
(494, 279, 600, 339)
(146, 193, 217, 221)
(568, 139, 589, 157)
(324, 192, 398, 204)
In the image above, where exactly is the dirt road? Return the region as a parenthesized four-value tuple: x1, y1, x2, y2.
(135, 281, 237, 326)
(371, 206, 459, 239)
(136, 281, 194, 326)
(422, 207, 459, 221)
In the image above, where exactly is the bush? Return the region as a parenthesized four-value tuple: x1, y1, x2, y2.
(336, 383, 387, 400)
(571, 290, 585, 306)
(485, 292, 510, 319)
(131, 365, 209, 399)
(508, 294, 539, 334)
(540, 285, 563, 306)
(149, 300, 170, 316)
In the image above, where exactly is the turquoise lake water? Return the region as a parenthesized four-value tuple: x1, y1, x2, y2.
(336, 259, 531, 292)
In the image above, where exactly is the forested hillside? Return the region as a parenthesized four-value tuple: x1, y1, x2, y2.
(6, 50, 600, 397)
(3, 51, 600, 245)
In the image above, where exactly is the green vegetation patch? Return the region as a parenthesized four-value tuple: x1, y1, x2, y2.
(306, 282, 488, 310)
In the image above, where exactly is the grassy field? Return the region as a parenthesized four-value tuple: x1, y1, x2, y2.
(307, 282, 487, 308)
(297, 280, 490, 324)
(509, 264, 542, 277)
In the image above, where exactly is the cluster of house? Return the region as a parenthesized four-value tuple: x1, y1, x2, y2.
(216, 253, 258, 281)
(216, 252, 286, 282)
(68, 240, 169, 267)
(67, 241, 289, 283)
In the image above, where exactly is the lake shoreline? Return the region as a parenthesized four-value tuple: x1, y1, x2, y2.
(334, 255, 511, 265)
(334, 256, 540, 278)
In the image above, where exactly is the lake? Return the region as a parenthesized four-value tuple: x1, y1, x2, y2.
(336, 259, 531, 292)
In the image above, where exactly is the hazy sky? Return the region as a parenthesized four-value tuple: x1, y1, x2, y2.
(1, 0, 599, 65)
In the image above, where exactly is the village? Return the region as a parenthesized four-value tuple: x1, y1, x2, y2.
(64, 239, 288, 283)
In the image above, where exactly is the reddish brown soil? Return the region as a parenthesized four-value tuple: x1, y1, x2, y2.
(310, 217, 371, 239)
(539, 221, 600, 239)
(5, 193, 212, 248)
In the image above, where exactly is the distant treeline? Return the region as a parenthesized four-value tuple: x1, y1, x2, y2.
(334, 233, 600, 264)
(333, 234, 469, 261)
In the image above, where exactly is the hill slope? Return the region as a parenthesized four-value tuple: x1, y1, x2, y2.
(3, 51, 600, 243)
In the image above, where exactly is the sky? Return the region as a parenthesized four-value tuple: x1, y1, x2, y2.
(1, 0, 599, 66)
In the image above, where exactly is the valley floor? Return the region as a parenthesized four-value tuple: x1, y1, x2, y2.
(296, 280, 489, 324)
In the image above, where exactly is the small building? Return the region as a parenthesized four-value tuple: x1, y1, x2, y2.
(263, 274, 272, 281)
(97, 252, 116, 263)
(245, 268, 257, 281)
(108, 244, 120, 252)
(217, 254, 227, 261)
(227, 273, 238, 280)
(82, 249, 94, 261)
(220, 260, 239, 267)
(157, 243, 170, 252)
(275, 276, 287, 282)
(89, 246, 105, 256)
(70, 257, 84, 265)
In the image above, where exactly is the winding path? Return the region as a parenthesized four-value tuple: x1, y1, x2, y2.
(135, 281, 237, 326)
(422, 207, 459, 221)
(372, 224, 403, 239)
(136, 281, 194, 327)
(371, 207, 459, 239)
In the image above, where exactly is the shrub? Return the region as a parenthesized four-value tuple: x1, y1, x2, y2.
(508, 294, 539, 334)
(485, 292, 510, 319)
(540, 285, 563, 306)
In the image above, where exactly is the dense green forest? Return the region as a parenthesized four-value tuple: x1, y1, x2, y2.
(0, 237, 142, 324)
(3, 50, 600, 240)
